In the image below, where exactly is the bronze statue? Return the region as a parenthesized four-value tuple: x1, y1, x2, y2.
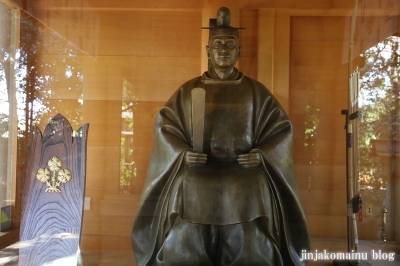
(132, 7, 310, 266)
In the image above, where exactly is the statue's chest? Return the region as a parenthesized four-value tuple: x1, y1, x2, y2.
(203, 85, 253, 159)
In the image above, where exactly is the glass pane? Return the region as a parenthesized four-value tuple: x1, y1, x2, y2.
(0, 1, 15, 233)
(17, 12, 84, 131)
(290, 15, 350, 239)
(357, 36, 399, 240)
(351, 0, 400, 250)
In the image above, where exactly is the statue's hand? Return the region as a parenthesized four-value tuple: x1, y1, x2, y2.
(185, 151, 207, 166)
(237, 150, 261, 168)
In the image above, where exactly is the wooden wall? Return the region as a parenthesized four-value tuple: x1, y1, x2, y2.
(289, 10, 400, 242)
(20, 0, 204, 252)
(290, 15, 350, 238)
(9, 0, 400, 255)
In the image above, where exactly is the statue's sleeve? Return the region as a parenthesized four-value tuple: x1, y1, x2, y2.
(251, 80, 310, 266)
(132, 85, 192, 266)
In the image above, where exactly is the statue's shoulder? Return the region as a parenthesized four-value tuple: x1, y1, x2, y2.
(242, 75, 273, 97)
(171, 76, 204, 98)
(242, 75, 288, 115)
(164, 76, 203, 106)
(179, 76, 204, 91)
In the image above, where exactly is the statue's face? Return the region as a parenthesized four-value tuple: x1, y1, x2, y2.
(207, 36, 241, 70)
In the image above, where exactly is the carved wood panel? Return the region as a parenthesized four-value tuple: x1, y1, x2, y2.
(19, 114, 89, 265)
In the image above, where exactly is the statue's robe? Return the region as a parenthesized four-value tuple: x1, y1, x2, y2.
(132, 69, 310, 266)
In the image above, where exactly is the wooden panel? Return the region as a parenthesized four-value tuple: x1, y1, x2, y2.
(123, 57, 201, 102)
(293, 139, 346, 165)
(33, 54, 85, 99)
(291, 41, 349, 66)
(292, 115, 346, 141)
(83, 56, 200, 102)
(295, 165, 346, 190)
(79, 235, 102, 251)
(240, 9, 258, 59)
(128, 149, 151, 192)
(33, 0, 203, 9)
(100, 195, 140, 217)
(257, 9, 274, 90)
(292, 16, 350, 41)
(273, 10, 291, 111)
(81, 190, 106, 235)
(82, 56, 124, 101)
(28, 8, 202, 58)
(81, 211, 102, 235)
(239, 56, 258, 80)
(128, 101, 164, 193)
(290, 90, 348, 115)
(299, 189, 346, 215)
(97, 10, 201, 57)
(34, 99, 83, 133)
(99, 196, 139, 251)
(290, 65, 348, 91)
(237, 0, 354, 9)
(101, 235, 133, 251)
(306, 215, 347, 238)
(82, 100, 121, 146)
(20, 114, 88, 265)
(35, 9, 201, 57)
(101, 216, 136, 236)
(86, 146, 120, 192)
(290, 15, 351, 240)
(239, 9, 259, 80)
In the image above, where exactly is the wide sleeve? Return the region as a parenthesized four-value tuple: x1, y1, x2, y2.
(251, 79, 310, 266)
(131, 81, 195, 266)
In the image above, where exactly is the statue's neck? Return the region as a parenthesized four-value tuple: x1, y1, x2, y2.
(210, 67, 238, 80)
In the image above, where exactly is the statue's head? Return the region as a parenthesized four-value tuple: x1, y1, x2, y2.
(206, 7, 242, 71)
(209, 7, 239, 41)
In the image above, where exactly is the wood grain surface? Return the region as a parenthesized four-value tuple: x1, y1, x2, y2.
(19, 114, 89, 266)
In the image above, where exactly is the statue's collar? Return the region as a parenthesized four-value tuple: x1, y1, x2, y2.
(202, 68, 243, 85)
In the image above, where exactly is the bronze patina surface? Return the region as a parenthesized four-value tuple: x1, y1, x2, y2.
(132, 7, 310, 266)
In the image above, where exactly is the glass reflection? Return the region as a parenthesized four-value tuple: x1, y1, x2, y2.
(120, 79, 138, 194)
(303, 89, 321, 190)
(13, 12, 85, 220)
(0, 1, 13, 232)
(17, 13, 84, 133)
(358, 36, 399, 240)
